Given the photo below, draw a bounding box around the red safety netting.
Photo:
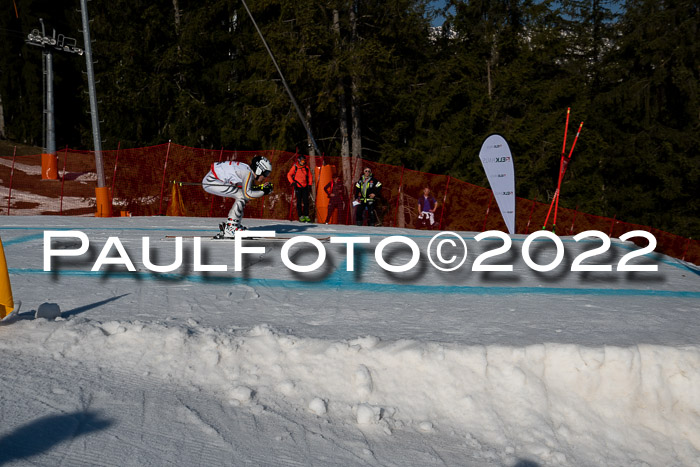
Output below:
[1,143,698,266]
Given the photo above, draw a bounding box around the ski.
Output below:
[165,222,330,241]
[164,234,330,242]
[0,300,22,323]
[211,235,330,242]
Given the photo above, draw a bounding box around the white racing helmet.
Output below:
[251,155,272,177]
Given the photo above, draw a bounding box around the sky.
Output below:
[1,214,699,466]
[429,0,455,27]
[428,0,625,27]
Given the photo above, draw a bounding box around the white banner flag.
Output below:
[478,134,516,235]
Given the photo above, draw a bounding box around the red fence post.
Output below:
[111,141,121,200]
[158,141,172,215]
[608,215,616,237]
[482,196,492,232]
[208,147,224,217]
[569,205,579,235]
[525,198,536,234]
[288,163,296,222]
[6,146,17,215]
[681,237,692,261]
[394,166,404,227]
[438,176,450,230]
[59,146,69,215]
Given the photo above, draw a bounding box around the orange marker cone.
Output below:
[166,182,187,216]
[0,237,15,320]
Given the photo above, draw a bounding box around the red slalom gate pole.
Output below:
[567,122,584,160]
[553,189,562,230]
[543,109,570,229]
[552,121,584,230]
[561,108,570,158]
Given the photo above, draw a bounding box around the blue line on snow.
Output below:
[8,267,700,299]
[1,233,45,246]
[0,225,665,242]
[1,225,695,274]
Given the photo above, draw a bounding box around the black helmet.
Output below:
[251,155,272,177]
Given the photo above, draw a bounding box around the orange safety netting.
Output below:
[1,143,698,266]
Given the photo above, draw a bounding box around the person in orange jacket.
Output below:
[287,154,312,222]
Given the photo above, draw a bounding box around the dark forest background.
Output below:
[0,0,698,237]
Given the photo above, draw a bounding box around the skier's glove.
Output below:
[262,182,274,195]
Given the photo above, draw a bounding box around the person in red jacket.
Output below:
[287,154,312,222]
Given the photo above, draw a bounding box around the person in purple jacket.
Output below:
[417,187,438,228]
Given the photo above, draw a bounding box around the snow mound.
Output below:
[4,317,699,466]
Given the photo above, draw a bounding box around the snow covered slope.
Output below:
[1,216,698,466]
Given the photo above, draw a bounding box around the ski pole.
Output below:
[172,180,227,187]
[172,180,274,191]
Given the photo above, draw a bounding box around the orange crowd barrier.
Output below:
[1,143,698,266]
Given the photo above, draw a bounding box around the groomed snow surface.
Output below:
[1,216,699,467]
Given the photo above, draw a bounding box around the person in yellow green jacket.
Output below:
[354,167,382,226]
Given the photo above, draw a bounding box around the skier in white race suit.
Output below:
[202,155,273,237]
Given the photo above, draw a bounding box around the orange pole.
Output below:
[41,153,58,180]
[95,186,113,217]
